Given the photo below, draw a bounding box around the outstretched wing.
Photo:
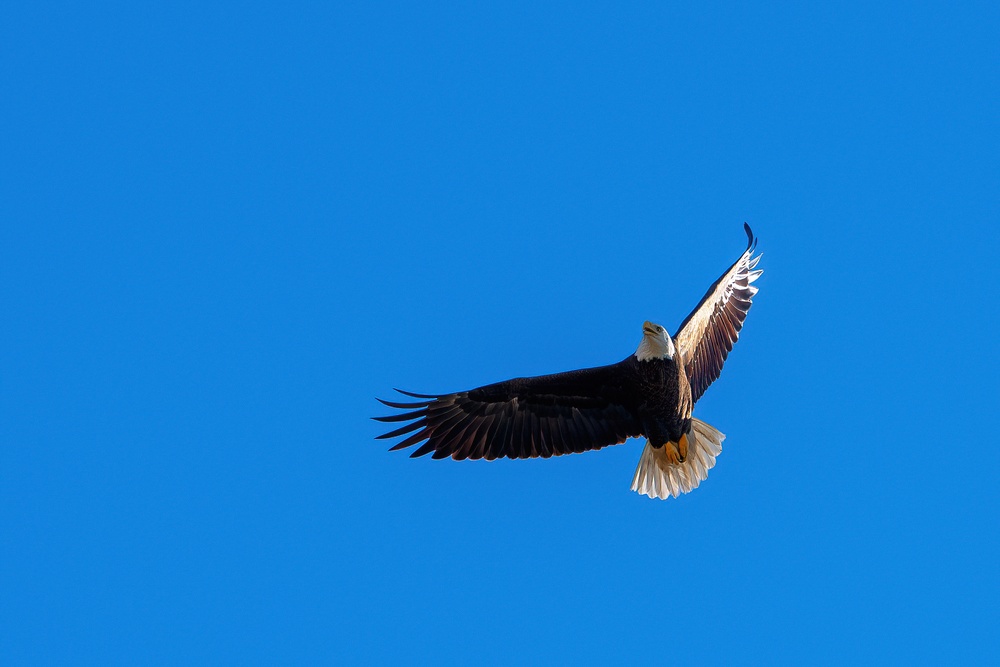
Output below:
[374,362,642,460]
[674,223,763,404]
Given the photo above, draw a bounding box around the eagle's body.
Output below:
[376,225,763,499]
[463,350,689,459]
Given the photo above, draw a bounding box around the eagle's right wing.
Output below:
[374,363,642,460]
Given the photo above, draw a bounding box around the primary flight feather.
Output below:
[375,224,763,499]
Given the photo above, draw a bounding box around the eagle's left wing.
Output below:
[674,224,763,404]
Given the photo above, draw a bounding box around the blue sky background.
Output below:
[2,2,998,664]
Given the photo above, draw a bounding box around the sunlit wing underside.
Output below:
[674,223,763,404]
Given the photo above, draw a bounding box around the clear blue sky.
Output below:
[2,2,998,664]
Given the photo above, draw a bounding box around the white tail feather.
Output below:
[629,418,726,499]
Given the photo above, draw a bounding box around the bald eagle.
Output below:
[375,225,762,499]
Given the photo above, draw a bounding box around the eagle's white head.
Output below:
[635,320,676,361]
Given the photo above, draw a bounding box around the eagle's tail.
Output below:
[630,418,726,499]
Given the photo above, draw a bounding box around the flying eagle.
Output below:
[375,225,762,499]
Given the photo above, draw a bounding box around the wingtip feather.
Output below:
[376,397,432,409]
[395,388,442,399]
[743,222,757,252]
